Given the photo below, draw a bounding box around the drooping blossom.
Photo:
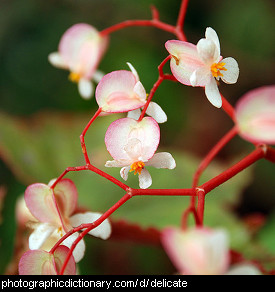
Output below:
[19,245,75,275]
[166,27,239,108]
[48,23,108,99]
[24,178,111,263]
[161,227,262,275]
[104,117,176,189]
[235,85,275,145]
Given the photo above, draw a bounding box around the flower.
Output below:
[24,178,111,262]
[19,245,76,275]
[235,85,275,145]
[161,227,262,275]
[48,23,108,99]
[95,63,147,113]
[166,27,239,108]
[104,117,176,189]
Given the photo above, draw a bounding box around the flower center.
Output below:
[130,161,145,175]
[211,62,227,78]
[69,72,81,83]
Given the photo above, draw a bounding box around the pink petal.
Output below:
[165,40,204,86]
[95,70,146,113]
[24,183,61,224]
[51,179,78,219]
[58,23,107,77]
[53,245,76,275]
[235,85,275,145]
[105,117,160,161]
[161,227,230,275]
[19,250,56,275]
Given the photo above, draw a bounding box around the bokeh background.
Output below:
[0,0,274,274]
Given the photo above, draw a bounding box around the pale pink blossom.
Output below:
[104,117,176,189]
[19,245,75,275]
[166,27,239,108]
[235,85,275,145]
[24,178,111,262]
[95,63,147,113]
[48,23,108,99]
[161,227,261,275]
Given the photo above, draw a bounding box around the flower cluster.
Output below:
[17,3,275,275]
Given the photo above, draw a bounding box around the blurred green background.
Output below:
[0,0,274,274]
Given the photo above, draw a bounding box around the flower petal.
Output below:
[145,152,176,169]
[49,178,78,219]
[145,102,167,123]
[205,27,220,58]
[139,168,152,189]
[62,232,86,263]
[78,78,94,99]
[221,57,239,84]
[226,263,262,275]
[190,66,212,87]
[120,166,131,181]
[19,250,56,275]
[70,212,112,240]
[53,245,76,275]
[105,117,160,161]
[197,38,219,65]
[235,85,275,144]
[161,227,230,275]
[95,70,146,113]
[126,62,139,81]
[127,108,141,120]
[204,77,222,108]
[165,40,204,86]
[24,183,60,224]
[124,138,143,160]
[29,223,56,250]
[48,52,67,69]
[105,159,130,168]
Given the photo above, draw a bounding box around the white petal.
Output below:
[70,212,111,240]
[145,152,176,169]
[120,166,131,181]
[29,223,56,250]
[146,102,167,123]
[197,39,219,65]
[92,70,105,83]
[205,27,220,58]
[48,52,67,69]
[78,78,94,99]
[133,81,147,101]
[62,232,85,263]
[105,159,130,168]
[127,108,141,120]
[226,264,262,275]
[126,62,140,81]
[221,57,239,84]
[139,168,152,189]
[190,67,212,87]
[124,138,143,160]
[205,77,222,108]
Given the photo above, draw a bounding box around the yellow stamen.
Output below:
[68,72,81,83]
[211,62,227,78]
[57,226,63,237]
[130,161,145,175]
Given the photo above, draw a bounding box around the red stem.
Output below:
[80,107,102,164]
[221,94,235,121]
[200,145,266,194]
[176,0,189,40]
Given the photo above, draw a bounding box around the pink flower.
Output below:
[95,63,147,113]
[48,23,108,99]
[19,245,75,275]
[104,117,176,189]
[235,85,275,145]
[24,178,111,262]
[166,27,239,108]
[161,227,261,275]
